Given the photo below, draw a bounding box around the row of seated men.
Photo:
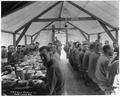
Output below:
[1,40,62,66]
[1,42,40,68]
[64,40,119,95]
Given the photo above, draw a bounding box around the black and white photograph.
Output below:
[1,0,119,95]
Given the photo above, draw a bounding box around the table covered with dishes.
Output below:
[2,52,48,95]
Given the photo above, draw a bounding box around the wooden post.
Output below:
[88,34,90,42]
[116,30,118,43]
[52,25,55,43]
[98,33,101,42]
[25,35,27,45]
[65,24,68,45]
[13,34,16,51]
[31,36,33,43]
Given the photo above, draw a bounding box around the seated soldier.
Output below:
[13,45,24,64]
[1,46,8,66]
[7,45,15,66]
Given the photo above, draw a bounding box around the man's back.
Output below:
[88,52,100,81]
[82,50,91,69]
[95,54,109,84]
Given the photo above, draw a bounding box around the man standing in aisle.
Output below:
[39,46,65,95]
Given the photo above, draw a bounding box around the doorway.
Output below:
[55,31,67,59]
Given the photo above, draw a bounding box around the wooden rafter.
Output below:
[88,34,90,42]
[32,21,55,42]
[67,1,118,30]
[97,33,101,42]
[59,1,64,18]
[65,26,68,44]
[33,17,96,22]
[14,1,61,34]
[115,30,118,43]
[52,25,55,43]
[32,21,55,37]
[16,23,31,45]
[13,34,16,49]
[2,30,31,37]
[89,29,115,35]
[99,21,116,42]
[25,35,27,45]
[67,22,88,41]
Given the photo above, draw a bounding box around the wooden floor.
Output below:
[60,59,100,95]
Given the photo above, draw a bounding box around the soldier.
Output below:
[39,46,65,95]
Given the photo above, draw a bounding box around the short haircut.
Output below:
[17,45,21,48]
[36,42,40,44]
[8,45,14,49]
[48,43,52,45]
[1,46,6,48]
[95,42,101,49]
[103,45,111,53]
[39,46,51,52]
[89,42,96,49]
[22,45,25,47]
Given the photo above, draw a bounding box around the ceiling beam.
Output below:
[67,1,118,30]
[14,1,62,34]
[16,23,32,45]
[89,29,115,35]
[99,21,116,42]
[67,22,89,41]
[33,17,96,22]
[2,30,31,37]
[32,21,55,42]
[42,27,78,31]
